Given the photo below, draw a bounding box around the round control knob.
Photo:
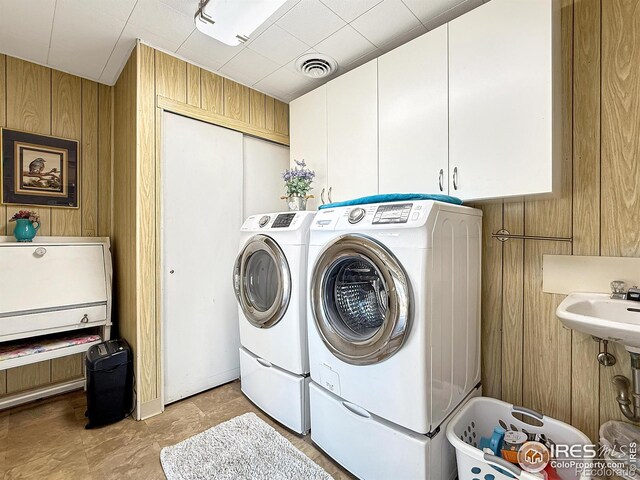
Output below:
[258,215,270,228]
[348,208,366,224]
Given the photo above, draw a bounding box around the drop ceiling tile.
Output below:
[248,24,310,65]
[219,48,280,86]
[99,36,136,84]
[254,66,316,99]
[314,25,376,68]
[156,0,200,18]
[178,30,242,69]
[400,0,461,25]
[351,0,422,48]
[421,0,483,30]
[319,0,383,22]
[49,0,128,80]
[127,0,196,51]
[277,0,345,46]
[123,23,189,53]
[269,0,303,22]
[61,0,138,23]
[0,0,56,64]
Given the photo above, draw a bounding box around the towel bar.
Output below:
[492,229,573,243]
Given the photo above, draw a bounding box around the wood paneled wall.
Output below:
[0,55,112,397]
[113,43,289,417]
[480,0,640,442]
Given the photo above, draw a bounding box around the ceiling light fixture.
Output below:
[195,0,287,46]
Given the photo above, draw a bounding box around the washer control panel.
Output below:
[372,203,413,224]
[272,213,296,228]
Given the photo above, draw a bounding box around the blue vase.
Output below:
[13,218,40,242]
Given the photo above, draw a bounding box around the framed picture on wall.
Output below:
[1,128,79,208]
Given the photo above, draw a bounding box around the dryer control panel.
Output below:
[372,203,413,224]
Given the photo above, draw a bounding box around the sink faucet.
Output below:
[611,280,627,300]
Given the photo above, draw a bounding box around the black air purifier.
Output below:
[85,338,133,429]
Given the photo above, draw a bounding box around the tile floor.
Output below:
[0,380,354,479]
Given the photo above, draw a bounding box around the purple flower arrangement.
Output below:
[282,160,315,197]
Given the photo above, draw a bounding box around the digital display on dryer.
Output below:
[372,203,412,224]
[272,213,296,228]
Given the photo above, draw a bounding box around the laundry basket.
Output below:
[599,420,640,480]
[446,397,592,480]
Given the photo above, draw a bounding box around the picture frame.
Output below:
[1,128,79,208]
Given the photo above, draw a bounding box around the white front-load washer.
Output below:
[307,200,482,478]
[233,210,315,433]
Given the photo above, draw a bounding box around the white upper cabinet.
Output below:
[378,25,449,195]
[290,86,328,210]
[448,0,560,201]
[327,60,378,203]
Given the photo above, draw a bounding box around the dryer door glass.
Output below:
[311,234,411,365]
[235,235,291,328]
[244,250,279,312]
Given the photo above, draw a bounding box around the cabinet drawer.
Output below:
[0,304,107,342]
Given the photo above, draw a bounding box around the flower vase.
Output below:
[287,195,307,211]
[13,218,40,242]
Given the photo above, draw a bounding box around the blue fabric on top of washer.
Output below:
[317,193,464,209]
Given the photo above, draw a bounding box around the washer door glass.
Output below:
[233,235,291,328]
[326,257,387,341]
[311,234,412,365]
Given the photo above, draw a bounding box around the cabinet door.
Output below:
[449,0,560,200]
[289,86,327,210]
[379,25,448,195]
[327,60,378,202]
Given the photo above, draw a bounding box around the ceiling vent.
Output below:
[295,54,337,79]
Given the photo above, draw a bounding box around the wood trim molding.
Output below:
[138,397,163,420]
[156,96,290,146]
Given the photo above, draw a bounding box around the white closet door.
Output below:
[162,112,242,404]
[243,136,290,217]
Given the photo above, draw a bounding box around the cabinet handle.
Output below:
[438,169,444,192]
[320,188,326,205]
[34,247,47,257]
[80,314,89,324]
[453,167,459,191]
[328,187,333,204]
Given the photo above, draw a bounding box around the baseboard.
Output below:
[138,397,163,420]
[0,379,84,410]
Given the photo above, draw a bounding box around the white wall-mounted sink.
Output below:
[556,293,640,352]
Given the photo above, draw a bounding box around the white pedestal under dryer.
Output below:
[307,200,482,479]
[234,211,316,434]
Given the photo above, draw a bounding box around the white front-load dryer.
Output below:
[307,200,483,434]
[233,210,315,433]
